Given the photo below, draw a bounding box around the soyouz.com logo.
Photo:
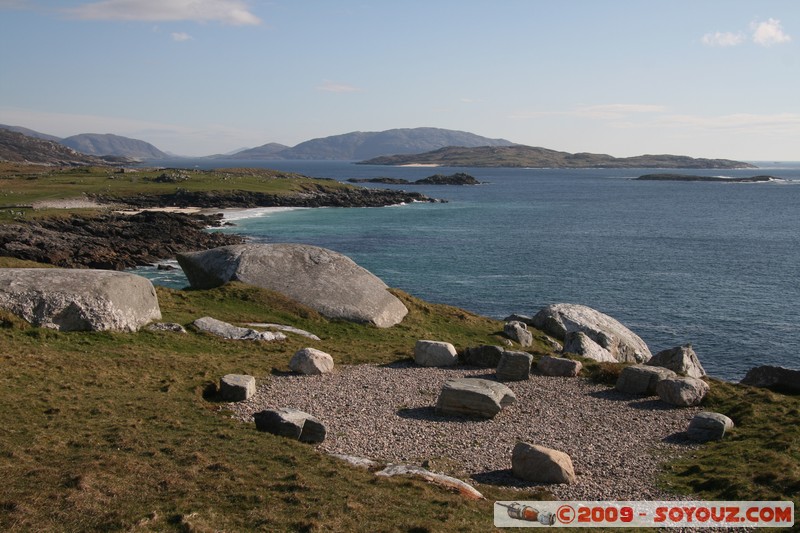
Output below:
[494,501,794,528]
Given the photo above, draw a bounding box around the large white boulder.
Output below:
[531,303,651,363]
[177,244,408,328]
[0,268,160,332]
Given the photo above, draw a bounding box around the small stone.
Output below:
[656,377,710,407]
[253,408,326,443]
[537,355,582,377]
[414,340,458,367]
[496,350,533,381]
[146,322,188,334]
[219,374,256,401]
[512,442,576,484]
[289,347,334,375]
[687,411,734,442]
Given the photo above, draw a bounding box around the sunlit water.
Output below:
[137,160,800,381]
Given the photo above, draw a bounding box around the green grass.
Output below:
[0,164,353,222]
[0,273,555,532]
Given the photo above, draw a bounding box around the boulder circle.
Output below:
[289,347,334,375]
[177,244,408,328]
[435,378,516,419]
[531,303,651,363]
[512,442,576,484]
[496,350,533,381]
[219,374,256,401]
[646,344,706,378]
[537,355,582,377]
[0,268,161,332]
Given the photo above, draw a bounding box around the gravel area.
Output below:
[229,362,701,500]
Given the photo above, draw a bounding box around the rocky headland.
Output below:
[635,173,779,182]
[347,172,481,186]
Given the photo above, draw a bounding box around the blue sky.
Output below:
[1,0,798,159]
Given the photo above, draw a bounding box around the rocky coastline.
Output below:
[0,186,437,269]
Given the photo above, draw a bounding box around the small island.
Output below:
[348,172,481,186]
[636,174,778,183]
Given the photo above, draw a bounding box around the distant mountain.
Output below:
[0,124,62,142]
[212,142,289,160]
[220,127,515,160]
[60,133,168,160]
[0,129,108,166]
[360,145,757,169]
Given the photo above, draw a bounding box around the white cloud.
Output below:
[171,31,192,41]
[316,80,362,93]
[66,0,261,26]
[751,18,791,47]
[701,31,745,47]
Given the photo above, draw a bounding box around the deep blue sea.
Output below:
[139,159,800,381]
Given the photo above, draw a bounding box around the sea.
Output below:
[135,159,800,381]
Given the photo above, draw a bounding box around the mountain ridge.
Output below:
[60,133,168,160]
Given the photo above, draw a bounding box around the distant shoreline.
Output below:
[635,173,780,183]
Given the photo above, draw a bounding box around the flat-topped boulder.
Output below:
[219,374,256,401]
[657,377,709,407]
[177,244,408,328]
[0,268,160,332]
[435,378,516,419]
[531,303,651,363]
[615,365,677,396]
[253,408,326,444]
[415,340,458,367]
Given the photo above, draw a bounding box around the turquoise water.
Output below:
[142,160,800,380]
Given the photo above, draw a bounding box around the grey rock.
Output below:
[414,340,458,367]
[462,345,504,368]
[656,377,710,407]
[537,355,582,377]
[741,365,800,394]
[646,344,706,378]
[503,313,534,326]
[330,454,380,470]
[435,378,516,419]
[504,321,533,347]
[192,316,286,342]
[563,331,616,362]
[253,408,326,443]
[512,442,576,484]
[219,374,256,401]
[687,411,734,442]
[531,303,651,363]
[496,350,533,381]
[375,464,484,500]
[177,243,408,328]
[247,322,321,341]
[615,365,678,396]
[146,322,187,334]
[289,347,334,375]
[0,268,160,332]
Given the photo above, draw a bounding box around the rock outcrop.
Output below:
[741,365,800,394]
[531,303,651,363]
[435,378,516,419]
[646,344,705,378]
[0,268,160,332]
[177,244,408,328]
[375,464,484,500]
[193,317,286,342]
[512,442,576,484]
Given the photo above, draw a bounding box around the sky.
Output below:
[0,0,798,160]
